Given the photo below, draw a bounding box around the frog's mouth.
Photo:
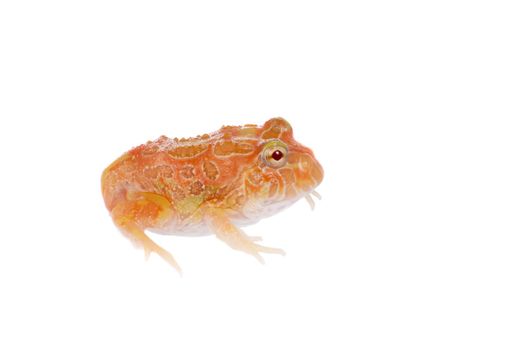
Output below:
[304,190,322,210]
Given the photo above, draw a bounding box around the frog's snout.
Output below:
[287,151,324,194]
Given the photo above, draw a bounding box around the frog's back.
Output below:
[101,124,262,222]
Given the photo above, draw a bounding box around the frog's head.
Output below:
[244,118,324,211]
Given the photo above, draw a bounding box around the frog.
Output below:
[101,117,324,273]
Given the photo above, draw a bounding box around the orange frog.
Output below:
[101,117,323,272]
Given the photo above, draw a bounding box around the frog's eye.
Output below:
[262,140,288,168]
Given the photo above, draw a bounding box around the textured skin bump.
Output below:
[213,141,255,156]
[179,165,195,179]
[202,160,219,180]
[168,144,208,159]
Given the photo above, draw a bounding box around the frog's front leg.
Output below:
[110,191,181,274]
[205,208,285,263]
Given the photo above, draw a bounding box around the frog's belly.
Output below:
[148,199,295,237]
[148,217,261,237]
[148,222,211,237]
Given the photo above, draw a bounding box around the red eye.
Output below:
[262,141,288,168]
[272,150,284,161]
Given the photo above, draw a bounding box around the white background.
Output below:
[1,1,524,349]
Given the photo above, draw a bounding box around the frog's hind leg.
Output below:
[205,209,285,263]
[110,191,181,274]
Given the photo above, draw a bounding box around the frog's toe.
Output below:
[252,242,286,256]
[206,209,286,263]
[143,240,182,274]
[241,241,286,264]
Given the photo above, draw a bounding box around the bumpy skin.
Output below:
[101,117,323,272]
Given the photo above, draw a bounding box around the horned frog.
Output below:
[101,117,324,273]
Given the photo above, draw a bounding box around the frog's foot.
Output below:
[206,209,285,263]
[110,191,182,274]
